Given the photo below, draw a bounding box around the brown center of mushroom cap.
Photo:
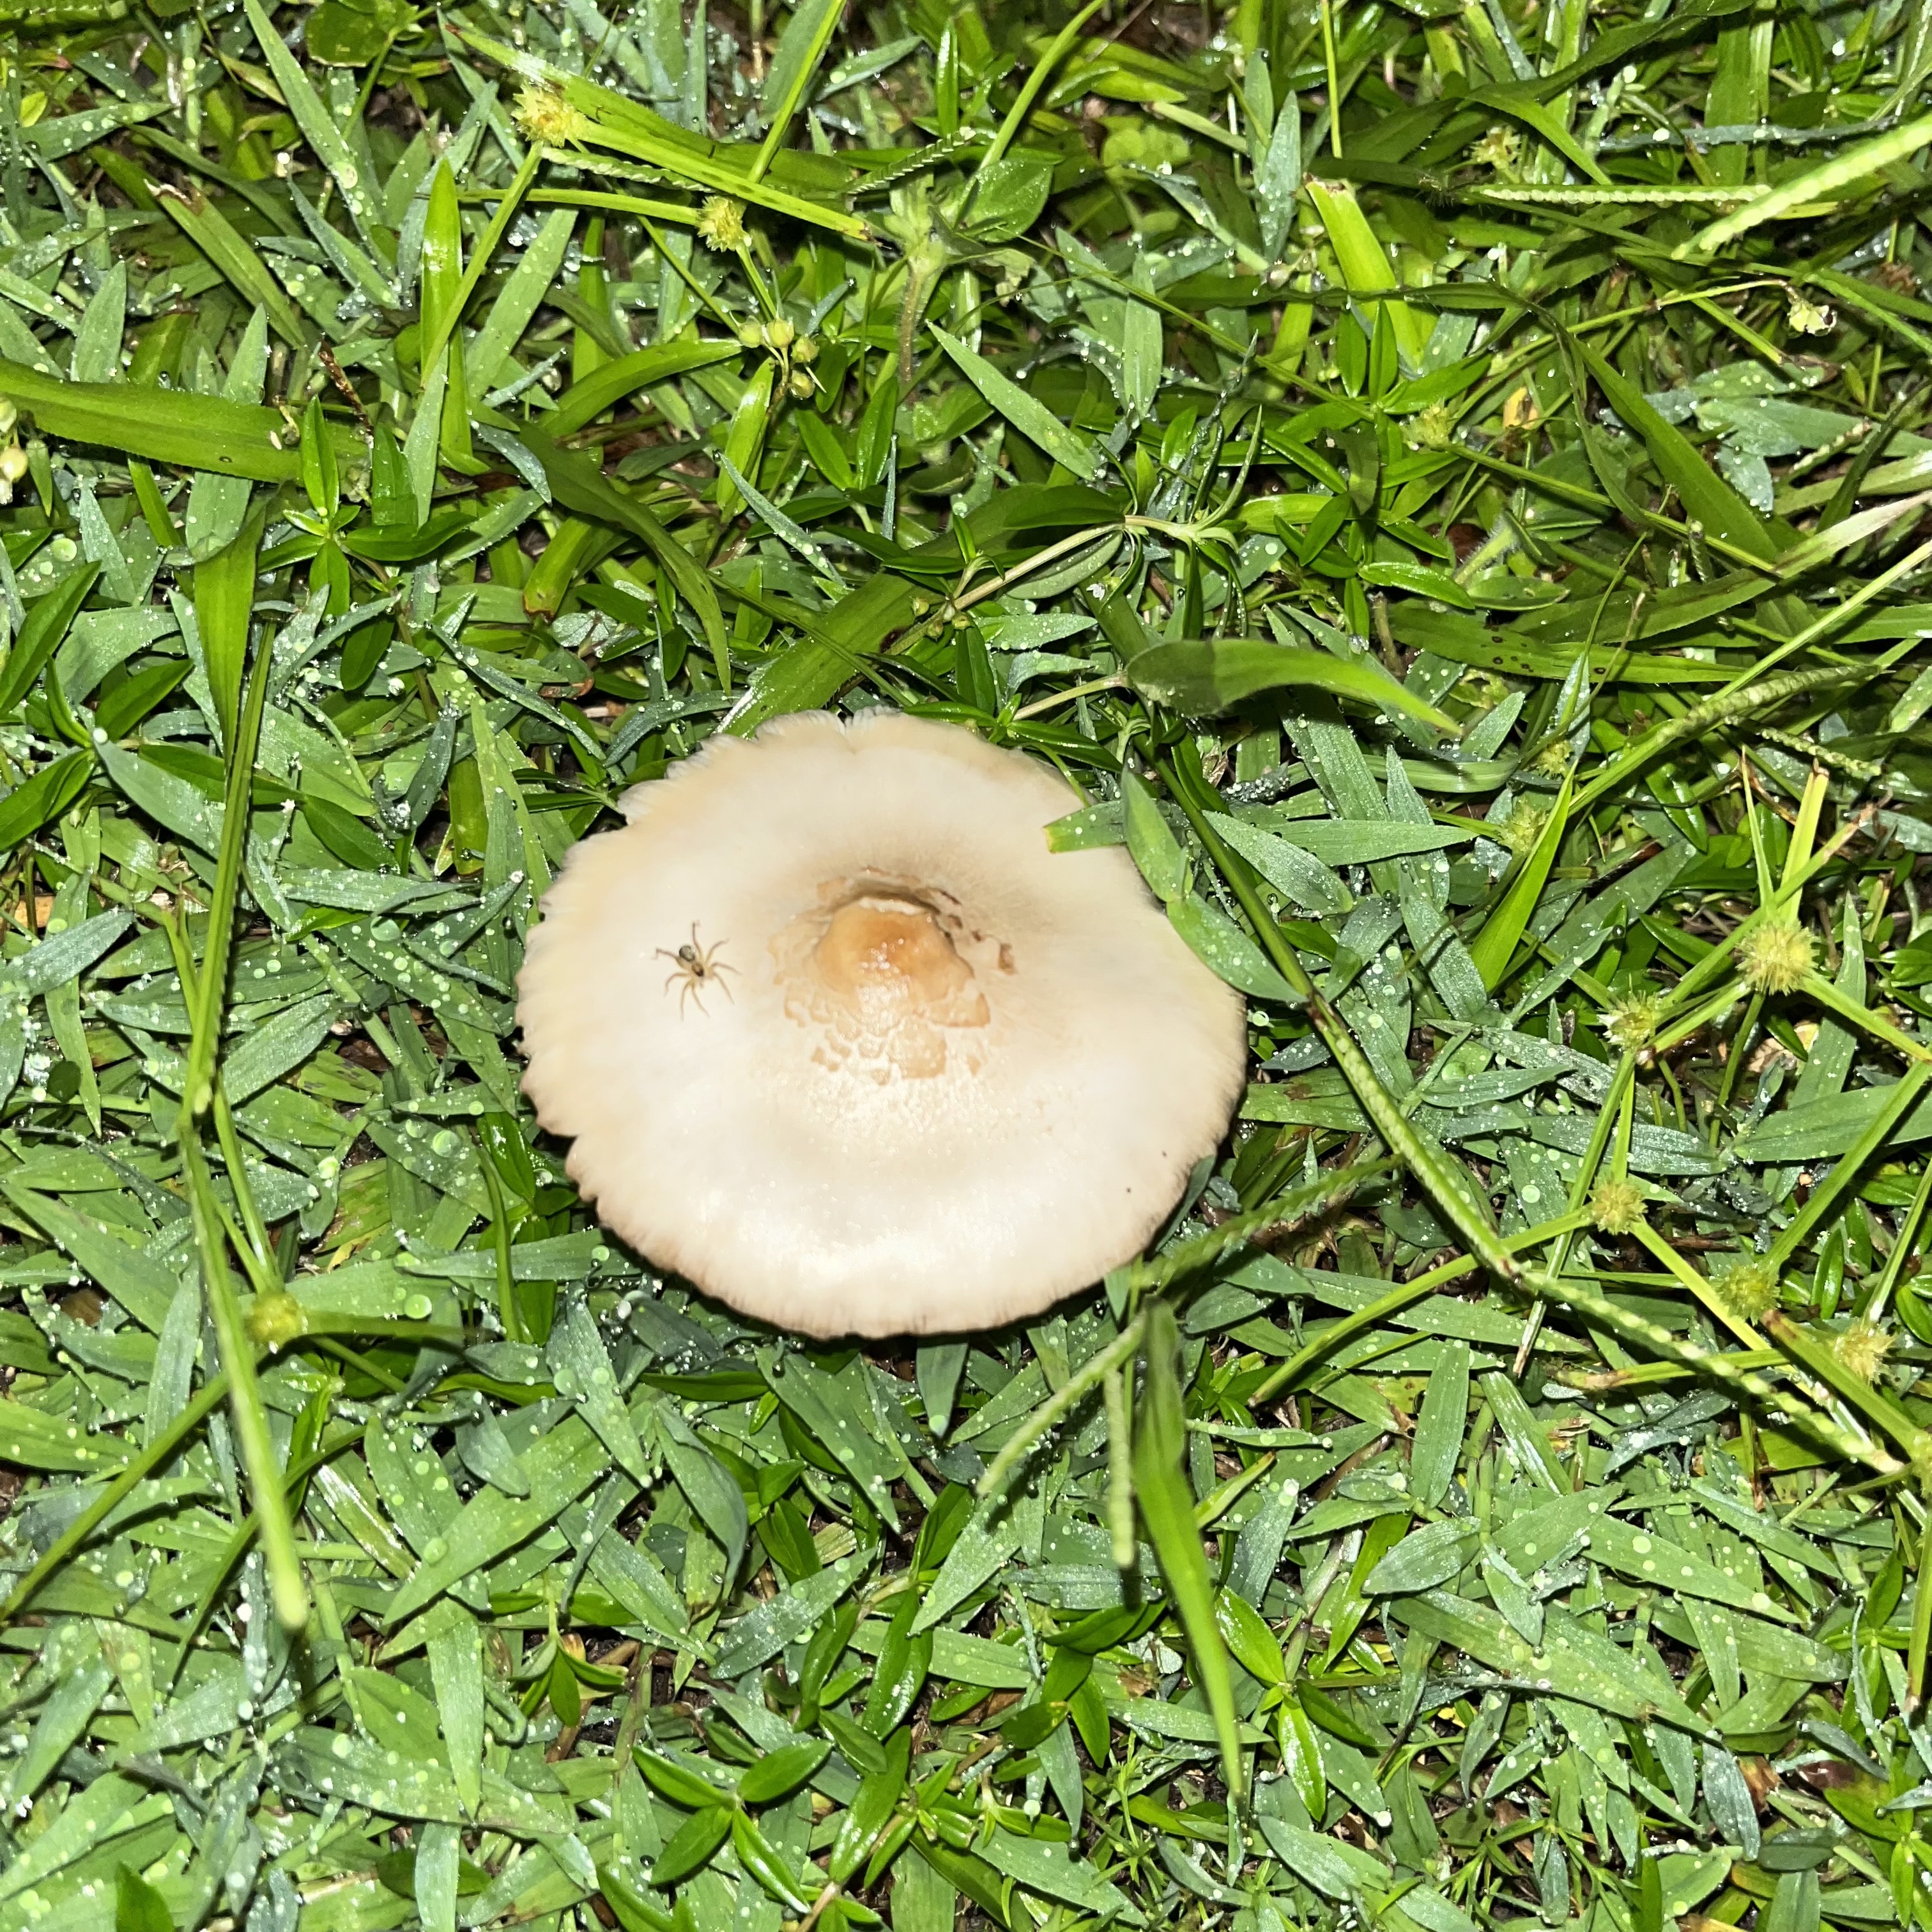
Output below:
[814,897,979,1007]
[774,885,1001,1084]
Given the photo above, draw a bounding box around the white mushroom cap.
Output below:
[517,710,1246,1338]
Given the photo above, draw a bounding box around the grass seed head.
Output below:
[514,83,592,146]
[246,1291,310,1351]
[1602,992,1662,1052]
[1716,1255,1779,1323]
[1501,803,1548,856]
[1408,402,1456,451]
[1738,919,1814,995]
[1589,1178,1646,1235]
[1832,1317,1895,1383]
[698,196,747,252]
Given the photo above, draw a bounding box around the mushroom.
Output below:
[517,710,1246,1337]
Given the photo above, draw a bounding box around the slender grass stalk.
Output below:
[1866,1160,1932,1321]
[1529,1269,1906,1479]
[176,622,308,1632]
[1630,1220,1769,1351]
[1103,1366,1136,1568]
[978,1317,1144,1502]
[1762,1309,1932,1471]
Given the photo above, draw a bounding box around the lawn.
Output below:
[1,1,1930,1929]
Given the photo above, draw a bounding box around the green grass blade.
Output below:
[171,606,307,1632]
[191,513,261,753]
[1468,768,1573,988]
[928,325,1102,480]
[1133,1303,1246,1804]
[1679,108,1932,257]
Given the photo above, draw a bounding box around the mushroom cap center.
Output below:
[777,885,995,1082]
[813,898,976,1015]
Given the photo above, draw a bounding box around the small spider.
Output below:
[657,923,738,1016]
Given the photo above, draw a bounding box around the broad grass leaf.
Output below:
[0,1398,128,1473]
[1468,769,1572,989]
[1763,1871,1821,1932]
[191,515,261,752]
[549,1301,650,1485]
[0,356,315,486]
[521,429,728,668]
[929,325,1102,480]
[1278,1694,1327,1818]
[1575,340,1776,564]
[1168,893,1297,1000]
[737,1738,831,1807]
[1363,1517,1476,1594]
[0,751,93,855]
[466,211,578,394]
[713,1550,870,1676]
[1409,1340,1469,1509]
[650,1805,732,1889]
[413,1822,460,1932]
[732,1811,815,1912]
[892,1850,960,1932]
[1215,1589,1285,1683]
[70,263,126,385]
[1256,100,1301,258]
[544,339,741,439]
[1301,182,1427,364]
[1127,638,1455,730]
[829,1725,910,1882]
[1,1184,177,1331]
[1395,1592,1699,1729]
[243,0,387,247]
[916,1341,967,1438]
[958,153,1054,243]
[1255,1814,1388,1899]
[156,188,309,349]
[116,1867,172,1932]
[387,1416,615,1620]
[1209,812,1351,914]
[1122,770,1185,903]
[1701,1742,1761,1857]
[0,562,100,716]
[1134,1304,1245,1802]
[912,1504,1023,1632]
[979,1829,1140,1921]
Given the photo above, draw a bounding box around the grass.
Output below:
[3,0,1932,1929]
